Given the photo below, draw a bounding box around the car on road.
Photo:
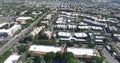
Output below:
[105,45,112,53]
[112,52,117,58]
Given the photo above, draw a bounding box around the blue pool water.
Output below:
[69,35,76,39]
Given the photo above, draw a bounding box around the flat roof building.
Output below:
[29,45,99,58]
[16,17,33,24]
[4,54,21,63]
[67,47,98,58]
[78,26,102,30]
[74,33,87,38]
[58,32,71,38]
[0,25,21,37]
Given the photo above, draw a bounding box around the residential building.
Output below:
[4,54,21,63]
[29,45,99,58]
[0,25,21,37]
[16,17,33,24]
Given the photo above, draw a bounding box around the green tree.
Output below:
[27,51,34,58]
[27,58,34,63]
[88,43,95,48]
[67,42,74,47]
[62,52,75,61]
[89,56,103,63]
[24,35,34,43]
[20,53,27,63]
[58,42,65,46]
[44,52,56,63]
[18,45,29,53]
[104,38,110,45]
[55,51,64,63]
[68,58,80,63]
[78,42,82,47]
[33,55,46,63]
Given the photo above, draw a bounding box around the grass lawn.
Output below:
[0,49,12,63]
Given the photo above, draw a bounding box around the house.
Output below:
[30,26,44,37]
[57,32,88,42]
[0,23,7,28]
[54,24,67,29]
[68,25,77,29]
[74,33,88,39]
[79,22,88,26]
[29,45,99,58]
[83,18,106,27]
[16,17,33,24]
[67,47,98,58]
[58,32,71,38]
[45,14,52,20]
[73,33,88,42]
[95,39,103,43]
[78,26,102,30]
[29,45,61,54]
[41,20,49,25]
[0,25,21,37]
[94,33,105,44]
[112,34,120,41]
[4,54,21,63]
[20,10,28,15]
[32,11,42,15]
[106,26,118,33]
[88,33,105,44]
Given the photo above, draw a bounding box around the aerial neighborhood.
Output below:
[0,0,120,63]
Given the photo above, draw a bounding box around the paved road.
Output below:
[0,10,51,55]
[102,48,119,63]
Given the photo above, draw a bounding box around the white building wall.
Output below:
[0,25,21,37]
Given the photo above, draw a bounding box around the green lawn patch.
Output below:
[0,49,12,63]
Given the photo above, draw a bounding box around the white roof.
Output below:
[0,25,21,36]
[30,27,43,36]
[61,12,71,16]
[0,23,7,28]
[79,26,89,29]
[78,26,102,30]
[83,19,106,26]
[95,36,105,39]
[0,29,9,33]
[59,38,70,41]
[58,17,63,21]
[68,25,77,29]
[94,33,101,35]
[74,33,87,37]
[75,39,86,41]
[58,32,71,37]
[95,39,103,42]
[45,14,52,19]
[67,48,97,56]
[56,20,64,24]
[29,45,97,56]
[79,22,88,25]
[55,24,67,29]
[113,34,120,37]
[16,17,32,21]
[29,45,61,53]
[4,54,21,63]
[91,26,102,30]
